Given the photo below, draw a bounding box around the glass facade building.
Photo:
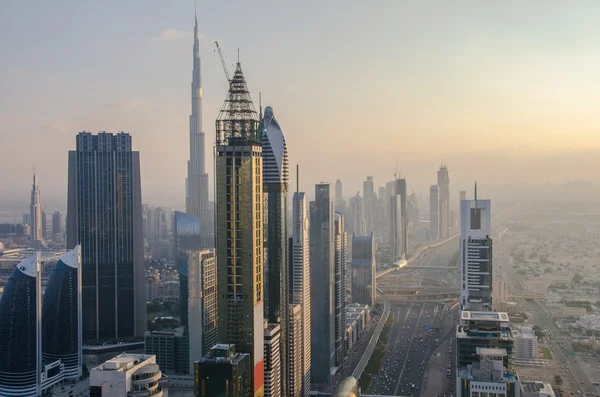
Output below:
[194,344,250,397]
[67,132,145,342]
[42,247,81,379]
[0,255,40,396]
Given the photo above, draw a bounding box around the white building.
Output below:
[288,304,303,397]
[513,326,538,360]
[90,353,167,397]
[459,187,493,311]
[264,323,281,397]
[493,276,509,304]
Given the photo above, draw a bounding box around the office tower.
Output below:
[52,211,62,235]
[288,304,303,397]
[289,187,311,396]
[363,176,375,233]
[351,233,376,306]
[67,131,145,341]
[460,190,467,202]
[90,353,166,396]
[309,183,335,383]
[29,171,43,242]
[186,13,211,249]
[459,185,493,311]
[407,192,419,227]
[348,192,366,236]
[429,185,439,240]
[215,61,264,396]
[493,276,509,306]
[396,178,408,257]
[195,344,250,397]
[0,255,41,397]
[456,311,519,397]
[264,323,282,397]
[390,194,403,263]
[437,165,450,238]
[335,179,343,206]
[262,105,289,396]
[42,246,82,380]
[42,210,47,239]
[333,212,347,367]
[145,327,189,374]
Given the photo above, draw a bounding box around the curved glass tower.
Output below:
[0,255,40,397]
[42,246,81,379]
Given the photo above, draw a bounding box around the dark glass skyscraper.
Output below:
[0,255,41,397]
[262,105,289,396]
[42,246,82,380]
[67,131,145,342]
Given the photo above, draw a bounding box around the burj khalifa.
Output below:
[186,13,212,248]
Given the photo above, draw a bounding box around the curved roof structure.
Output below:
[262,106,289,187]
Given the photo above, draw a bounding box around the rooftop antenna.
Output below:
[237,48,240,63]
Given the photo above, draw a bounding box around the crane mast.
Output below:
[214,40,231,82]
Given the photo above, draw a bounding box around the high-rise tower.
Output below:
[289,185,311,396]
[333,212,347,367]
[348,192,366,236]
[262,105,289,397]
[309,183,335,383]
[186,13,211,248]
[29,171,43,243]
[396,178,408,257]
[215,62,264,397]
[429,185,439,240]
[67,132,146,342]
[437,165,450,238]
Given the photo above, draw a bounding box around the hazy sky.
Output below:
[2,1,600,209]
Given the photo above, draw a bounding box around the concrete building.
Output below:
[390,193,403,263]
[67,132,146,341]
[264,323,281,397]
[460,190,467,202]
[29,172,43,243]
[457,348,520,397]
[288,304,303,397]
[334,212,347,367]
[144,328,189,375]
[363,177,375,234]
[194,344,250,397]
[309,183,335,383]
[437,165,450,238]
[493,277,509,305]
[348,192,366,236]
[262,105,289,396]
[215,62,264,397]
[52,211,62,235]
[351,233,376,306]
[459,185,493,311]
[185,13,211,249]
[289,189,311,396]
[513,326,538,360]
[521,381,556,397]
[90,353,167,397]
[396,178,408,258]
[429,185,439,240]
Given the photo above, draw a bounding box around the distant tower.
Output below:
[429,185,439,240]
[52,211,62,235]
[437,165,450,238]
[309,183,335,383]
[262,105,289,397]
[460,190,467,202]
[29,171,43,242]
[186,12,211,248]
[42,246,82,380]
[351,233,376,306]
[348,192,366,236]
[396,178,408,257]
[335,179,343,206]
[0,254,41,397]
[289,180,311,396]
[67,132,146,341]
[363,177,375,233]
[390,193,403,262]
[459,183,493,311]
[215,61,265,396]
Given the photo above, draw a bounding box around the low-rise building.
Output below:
[513,326,538,360]
[521,380,556,397]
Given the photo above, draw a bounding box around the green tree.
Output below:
[572,273,582,284]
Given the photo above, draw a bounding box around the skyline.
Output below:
[3,1,600,207]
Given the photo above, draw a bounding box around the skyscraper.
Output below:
[437,165,450,238]
[429,185,439,240]
[262,105,289,396]
[351,233,376,306]
[287,304,303,397]
[396,178,408,257]
[334,179,343,207]
[67,131,146,342]
[42,246,82,380]
[459,185,493,311]
[29,171,43,242]
[0,254,41,397]
[390,194,403,263]
[348,192,366,236]
[195,344,250,397]
[333,212,347,367]
[460,190,467,202]
[264,323,281,397]
[309,183,335,383]
[186,13,211,249]
[215,62,264,397]
[363,177,375,233]
[52,211,62,235]
[289,188,311,396]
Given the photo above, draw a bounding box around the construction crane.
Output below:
[394,159,399,180]
[214,40,231,82]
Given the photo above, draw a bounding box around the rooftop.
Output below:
[93,353,155,372]
[521,381,556,396]
[461,310,510,322]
